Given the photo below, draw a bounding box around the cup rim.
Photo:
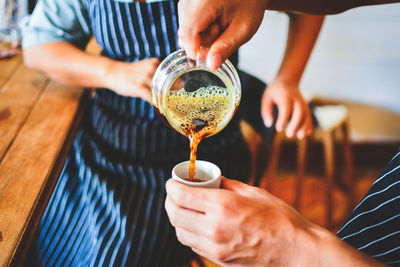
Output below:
[172,160,221,186]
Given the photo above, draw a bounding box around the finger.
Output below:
[141,88,152,103]
[187,233,235,263]
[178,37,184,49]
[206,20,255,70]
[177,24,201,60]
[177,1,218,60]
[165,195,211,237]
[221,177,249,193]
[261,94,274,127]
[148,57,161,67]
[285,102,305,138]
[297,112,313,139]
[221,177,266,199]
[275,99,292,133]
[176,228,235,263]
[191,247,226,266]
[191,247,219,265]
[209,22,221,45]
[197,22,221,61]
[166,179,219,212]
[175,228,220,257]
[306,113,313,135]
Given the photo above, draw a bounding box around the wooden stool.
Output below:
[258,103,356,230]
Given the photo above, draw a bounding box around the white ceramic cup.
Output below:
[172,160,221,188]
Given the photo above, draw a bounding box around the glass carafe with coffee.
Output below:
[152,49,241,183]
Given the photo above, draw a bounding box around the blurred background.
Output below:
[240,5,400,143]
[238,4,400,232]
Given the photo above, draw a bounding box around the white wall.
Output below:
[239,4,400,142]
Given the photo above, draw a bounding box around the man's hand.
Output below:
[165,177,315,266]
[105,58,160,102]
[165,177,385,266]
[177,0,268,70]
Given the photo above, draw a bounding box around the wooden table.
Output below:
[0,53,89,266]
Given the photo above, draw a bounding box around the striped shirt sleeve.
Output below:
[337,148,400,266]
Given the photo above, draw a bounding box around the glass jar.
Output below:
[0,0,28,41]
[152,49,241,138]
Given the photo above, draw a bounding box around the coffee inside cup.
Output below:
[182,177,208,182]
[172,160,221,188]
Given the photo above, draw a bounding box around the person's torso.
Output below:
[87,0,179,61]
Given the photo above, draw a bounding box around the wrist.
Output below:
[81,54,118,89]
[273,75,300,89]
[102,59,122,89]
[288,222,324,267]
[300,224,385,267]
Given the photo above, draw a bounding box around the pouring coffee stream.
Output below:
[152,49,241,181]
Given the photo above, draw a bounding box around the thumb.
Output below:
[221,177,257,197]
[221,177,271,201]
[206,20,255,70]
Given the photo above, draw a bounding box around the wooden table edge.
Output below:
[8,89,91,267]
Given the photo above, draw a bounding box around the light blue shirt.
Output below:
[21,0,170,49]
[22,0,91,49]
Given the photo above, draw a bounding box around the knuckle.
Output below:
[215,196,231,215]
[165,201,174,215]
[177,28,184,39]
[138,79,147,88]
[214,247,229,261]
[236,22,253,41]
[165,206,178,226]
[146,72,154,80]
[175,228,185,243]
[164,198,170,213]
[151,58,160,66]
[220,200,232,214]
[208,225,224,243]
[175,190,190,206]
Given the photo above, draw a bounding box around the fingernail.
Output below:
[264,119,272,127]
[207,53,222,70]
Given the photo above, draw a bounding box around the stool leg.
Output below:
[259,132,283,190]
[295,137,307,211]
[248,141,268,187]
[341,121,356,215]
[322,130,335,230]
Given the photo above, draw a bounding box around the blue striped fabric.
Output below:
[337,149,400,266]
[25,0,256,266]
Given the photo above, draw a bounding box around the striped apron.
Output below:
[25,0,257,266]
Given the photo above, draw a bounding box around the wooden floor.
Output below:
[264,171,375,231]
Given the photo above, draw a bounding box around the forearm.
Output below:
[266,0,400,15]
[300,224,386,267]
[274,14,324,85]
[23,42,114,89]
